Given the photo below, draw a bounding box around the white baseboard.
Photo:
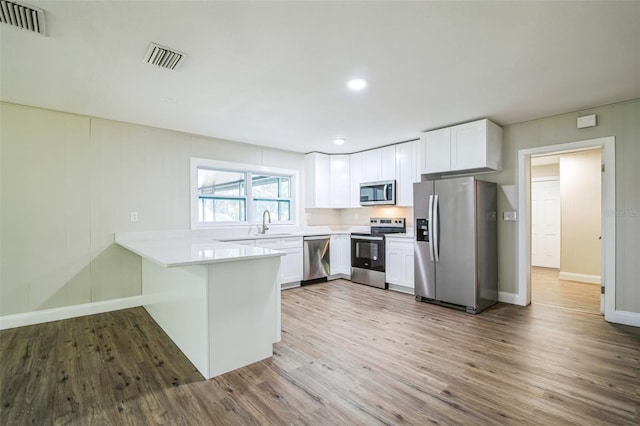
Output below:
[281,281,301,290]
[498,291,521,305]
[0,296,143,331]
[558,272,601,284]
[328,274,351,281]
[606,310,640,327]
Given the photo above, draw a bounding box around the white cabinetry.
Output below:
[278,237,304,285]
[362,145,396,182]
[306,153,352,209]
[330,234,351,276]
[420,127,451,174]
[419,119,502,176]
[395,141,419,207]
[243,237,303,287]
[305,153,331,208]
[385,237,414,293]
[330,155,350,208]
[349,152,363,207]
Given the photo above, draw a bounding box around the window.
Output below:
[191,158,297,228]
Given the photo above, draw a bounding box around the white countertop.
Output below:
[116,236,284,268]
[384,233,414,240]
[114,225,384,267]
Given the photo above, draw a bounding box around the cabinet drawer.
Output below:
[386,239,413,251]
[255,239,281,249]
[233,239,256,247]
[280,237,303,249]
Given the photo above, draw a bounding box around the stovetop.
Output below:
[351,217,406,237]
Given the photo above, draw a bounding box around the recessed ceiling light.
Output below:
[333,138,346,145]
[346,78,367,91]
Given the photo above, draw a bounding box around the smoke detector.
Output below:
[0,0,46,35]
[144,43,187,71]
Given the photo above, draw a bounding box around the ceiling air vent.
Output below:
[0,0,45,35]
[144,42,187,71]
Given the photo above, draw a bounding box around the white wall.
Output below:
[0,103,305,316]
[559,149,602,280]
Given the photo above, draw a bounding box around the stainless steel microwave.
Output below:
[359,180,396,206]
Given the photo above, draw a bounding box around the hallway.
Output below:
[531,267,601,314]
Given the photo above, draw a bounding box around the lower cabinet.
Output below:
[250,237,304,287]
[330,234,351,277]
[385,238,414,293]
[279,237,303,285]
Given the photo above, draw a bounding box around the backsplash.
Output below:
[305,206,413,227]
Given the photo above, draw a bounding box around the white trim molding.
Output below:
[558,272,601,285]
[0,296,143,331]
[498,291,520,305]
[518,137,620,323]
[605,311,640,328]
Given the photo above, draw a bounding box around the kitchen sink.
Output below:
[251,233,295,238]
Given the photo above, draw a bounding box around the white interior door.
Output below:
[531,179,560,268]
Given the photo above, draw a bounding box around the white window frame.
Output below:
[190,158,299,229]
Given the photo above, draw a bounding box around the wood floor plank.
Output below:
[1,281,638,425]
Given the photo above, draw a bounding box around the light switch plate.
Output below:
[503,211,517,222]
[130,212,138,222]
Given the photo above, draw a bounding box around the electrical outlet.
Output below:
[503,211,517,222]
[130,212,138,222]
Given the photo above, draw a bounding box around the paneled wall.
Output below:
[0,103,305,316]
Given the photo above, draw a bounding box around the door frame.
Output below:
[517,136,615,321]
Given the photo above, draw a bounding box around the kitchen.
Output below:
[1,1,640,424]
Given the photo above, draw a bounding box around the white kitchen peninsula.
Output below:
[115,232,284,379]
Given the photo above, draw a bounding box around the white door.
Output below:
[531,179,560,268]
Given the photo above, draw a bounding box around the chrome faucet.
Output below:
[260,210,271,234]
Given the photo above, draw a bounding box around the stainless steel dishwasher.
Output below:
[302,235,331,282]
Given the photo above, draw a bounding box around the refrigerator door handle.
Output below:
[433,194,440,262]
[428,195,435,261]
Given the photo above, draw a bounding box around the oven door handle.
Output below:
[352,235,384,241]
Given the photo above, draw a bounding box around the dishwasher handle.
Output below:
[304,235,330,241]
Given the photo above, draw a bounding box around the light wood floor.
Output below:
[1,280,638,425]
[531,267,601,314]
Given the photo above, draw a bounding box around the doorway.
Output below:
[517,136,615,321]
[529,152,601,314]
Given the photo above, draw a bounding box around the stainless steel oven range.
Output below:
[351,217,406,289]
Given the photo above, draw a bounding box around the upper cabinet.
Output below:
[305,152,331,208]
[305,141,418,209]
[419,119,502,176]
[349,152,364,208]
[305,153,351,209]
[362,145,396,183]
[395,141,419,207]
[330,155,350,208]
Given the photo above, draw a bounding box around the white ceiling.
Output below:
[1,1,639,154]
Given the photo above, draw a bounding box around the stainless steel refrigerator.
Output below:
[413,177,498,314]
